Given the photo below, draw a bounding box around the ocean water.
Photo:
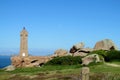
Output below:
[0,56,11,68]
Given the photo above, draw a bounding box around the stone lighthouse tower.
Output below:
[19,27,28,57]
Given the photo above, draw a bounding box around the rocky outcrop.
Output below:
[11,56,23,67]
[70,42,84,53]
[73,42,85,50]
[53,49,68,57]
[94,39,118,50]
[82,54,101,65]
[70,42,93,57]
[10,39,118,68]
[74,48,93,57]
[11,49,68,68]
[11,56,52,68]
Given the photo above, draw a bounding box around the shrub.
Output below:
[45,56,82,65]
[107,50,120,61]
[90,50,120,62]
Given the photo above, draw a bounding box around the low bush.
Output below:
[90,50,120,62]
[45,56,82,65]
[107,50,120,61]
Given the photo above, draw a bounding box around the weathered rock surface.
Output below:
[70,42,93,57]
[3,65,15,71]
[70,42,85,53]
[73,42,85,50]
[80,67,90,80]
[94,39,118,50]
[74,48,93,57]
[73,51,87,57]
[11,56,52,68]
[11,56,23,67]
[54,49,68,57]
[82,54,101,65]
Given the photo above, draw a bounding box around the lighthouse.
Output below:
[19,27,28,57]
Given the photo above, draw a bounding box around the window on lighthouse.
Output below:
[22,53,25,57]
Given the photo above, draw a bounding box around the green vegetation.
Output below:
[90,50,120,62]
[1,50,120,80]
[10,65,81,75]
[108,60,120,65]
[107,50,120,61]
[1,63,120,80]
[45,56,82,65]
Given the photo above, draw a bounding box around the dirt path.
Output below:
[105,63,120,67]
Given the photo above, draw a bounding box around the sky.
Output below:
[0,0,120,56]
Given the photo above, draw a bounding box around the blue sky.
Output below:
[0,0,120,55]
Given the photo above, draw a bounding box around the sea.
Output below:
[0,56,11,68]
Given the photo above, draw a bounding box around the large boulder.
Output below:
[74,51,88,57]
[54,49,68,57]
[73,42,85,50]
[74,48,93,57]
[70,42,85,53]
[94,39,118,50]
[82,54,101,65]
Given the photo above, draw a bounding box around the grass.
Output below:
[90,63,120,73]
[108,60,120,64]
[0,63,120,80]
[0,65,81,80]
[9,64,82,75]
